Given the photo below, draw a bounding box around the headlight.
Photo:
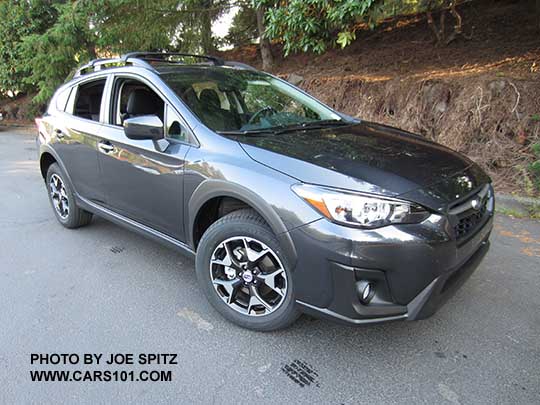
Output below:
[292,184,430,228]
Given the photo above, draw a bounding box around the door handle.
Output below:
[54,128,65,139]
[98,140,115,154]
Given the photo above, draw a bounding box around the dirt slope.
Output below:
[223,0,540,195]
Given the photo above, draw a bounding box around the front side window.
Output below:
[112,78,165,126]
[73,79,106,122]
[162,68,342,133]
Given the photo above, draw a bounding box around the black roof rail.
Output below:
[74,57,151,77]
[122,52,225,66]
[74,52,254,78]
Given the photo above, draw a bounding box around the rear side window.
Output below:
[73,79,106,122]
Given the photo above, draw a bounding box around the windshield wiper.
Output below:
[217,128,278,136]
[271,119,352,135]
[218,120,352,137]
[309,119,351,126]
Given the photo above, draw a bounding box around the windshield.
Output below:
[161,67,343,132]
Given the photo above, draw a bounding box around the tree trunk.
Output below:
[201,0,214,54]
[426,9,446,44]
[86,43,97,60]
[445,3,462,45]
[256,6,273,71]
[426,1,472,46]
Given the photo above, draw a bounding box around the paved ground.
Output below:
[1,128,539,404]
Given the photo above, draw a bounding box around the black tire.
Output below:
[46,163,92,229]
[196,209,300,331]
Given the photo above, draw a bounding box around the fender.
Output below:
[187,179,298,268]
[38,144,78,194]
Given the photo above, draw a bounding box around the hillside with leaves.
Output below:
[0,0,539,195]
[224,1,540,195]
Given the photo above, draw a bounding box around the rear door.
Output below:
[51,77,107,203]
[97,74,192,241]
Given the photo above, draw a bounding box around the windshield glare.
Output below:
[161,67,342,132]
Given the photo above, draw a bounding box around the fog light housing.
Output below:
[357,280,375,304]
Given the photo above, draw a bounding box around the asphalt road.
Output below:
[1,128,539,404]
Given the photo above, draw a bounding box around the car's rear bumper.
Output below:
[289,203,493,325]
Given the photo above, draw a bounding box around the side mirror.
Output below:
[123,115,163,140]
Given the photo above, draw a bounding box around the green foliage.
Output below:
[257,0,466,55]
[0,0,57,96]
[0,0,476,107]
[529,143,540,194]
[496,204,540,220]
[495,206,527,219]
[20,1,101,103]
[529,204,540,219]
[0,0,229,105]
[225,3,258,47]
[258,0,376,56]
[95,0,181,53]
[90,0,228,54]
[337,31,356,49]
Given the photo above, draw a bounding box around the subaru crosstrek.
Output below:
[36,52,494,331]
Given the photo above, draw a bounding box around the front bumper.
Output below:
[289,202,493,325]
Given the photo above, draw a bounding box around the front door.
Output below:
[97,76,191,241]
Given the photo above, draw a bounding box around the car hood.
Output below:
[234,121,490,211]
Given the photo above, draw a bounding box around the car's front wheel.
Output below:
[196,209,300,331]
[46,163,92,228]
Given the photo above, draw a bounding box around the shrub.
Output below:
[529,143,540,194]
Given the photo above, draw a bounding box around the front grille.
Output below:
[454,203,487,240]
[450,185,492,242]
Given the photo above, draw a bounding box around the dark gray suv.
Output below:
[36,52,494,331]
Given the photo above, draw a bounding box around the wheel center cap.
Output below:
[242,270,254,283]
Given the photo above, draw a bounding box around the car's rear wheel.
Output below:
[46,163,92,228]
[196,209,300,331]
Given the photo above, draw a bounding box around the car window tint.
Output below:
[113,78,164,126]
[162,69,341,132]
[191,82,231,110]
[73,79,106,122]
[166,105,189,142]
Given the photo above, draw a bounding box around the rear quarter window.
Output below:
[55,87,72,112]
[48,86,72,114]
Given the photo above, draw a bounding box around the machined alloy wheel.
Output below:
[210,236,288,316]
[197,209,300,330]
[49,173,69,219]
[46,163,92,229]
